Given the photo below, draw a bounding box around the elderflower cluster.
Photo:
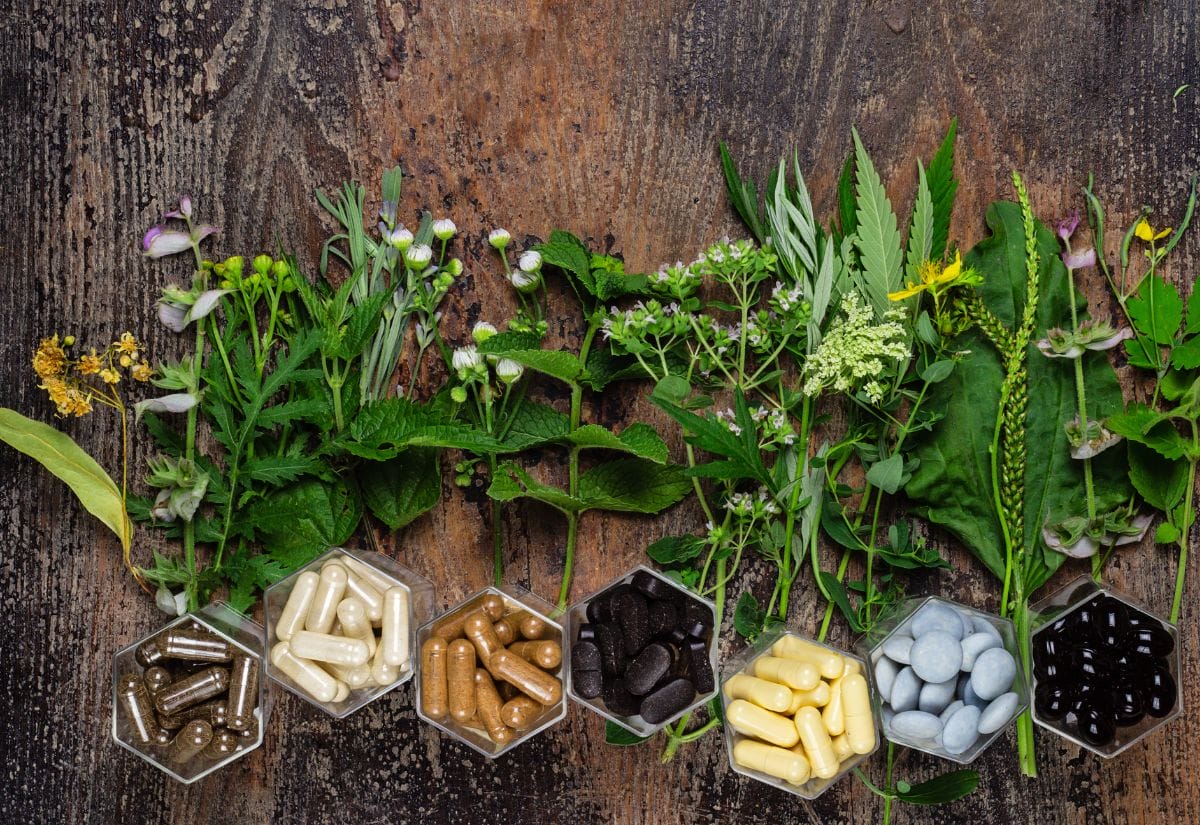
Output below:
[801,292,908,404]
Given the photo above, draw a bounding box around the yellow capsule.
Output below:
[381,587,411,668]
[271,641,339,703]
[475,668,514,745]
[822,678,845,737]
[338,554,397,597]
[725,699,799,748]
[840,673,876,755]
[305,564,348,634]
[420,637,449,720]
[830,733,855,763]
[794,706,839,779]
[447,639,478,722]
[290,630,370,667]
[787,682,832,715]
[325,660,372,689]
[841,658,862,677]
[771,637,845,680]
[753,656,820,690]
[499,695,542,730]
[336,597,377,657]
[734,738,811,786]
[723,673,793,713]
[370,636,400,686]
[489,649,562,706]
[345,571,385,624]
[276,571,319,642]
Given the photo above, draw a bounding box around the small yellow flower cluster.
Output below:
[31,331,152,417]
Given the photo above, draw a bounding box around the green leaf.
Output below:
[1108,405,1189,460]
[818,573,862,633]
[852,128,904,315]
[896,770,980,805]
[357,448,441,530]
[733,591,766,640]
[241,454,322,486]
[244,478,363,572]
[605,721,651,746]
[921,359,956,384]
[487,462,583,513]
[1126,274,1183,346]
[347,398,502,459]
[567,423,668,464]
[538,230,594,296]
[866,453,905,494]
[835,152,857,244]
[0,408,130,551]
[646,535,705,565]
[1128,442,1189,511]
[336,288,393,359]
[256,398,333,430]
[583,344,648,391]
[651,392,771,487]
[1156,521,1181,543]
[905,162,935,282]
[927,118,958,261]
[478,334,584,384]
[578,459,691,514]
[651,374,692,406]
[1170,335,1200,369]
[499,400,570,451]
[719,141,766,244]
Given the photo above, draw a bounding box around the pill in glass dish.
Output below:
[203,728,240,760]
[331,680,351,703]
[500,695,542,730]
[118,672,171,746]
[474,668,514,745]
[821,677,846,737]
[135,637,165,668]
[840,674,876,755]
[344,572,385,624]
[420,637,450,720]
[771,637,844,680]
[489,649,562,706]
[225,655,259,731]
[640,677,696,725]
[336,597,377,657]
[270,641,338,703]
[326,660,372,689]
[793,706,839,779]
[625,643,673,696]
[513,611,548,641]
[168,720,213,764]
[787,682,832,715]
[381,587,411,668]
[289,630,371,667]
[481,594,506,622]
[338,554,396,598]
[157,699,228,731]
[447,639,478,723]
[830,733,855,763]
[370,639,400,686]
[464,611,505,670]
[143,666,172,696]
[155,666,230,716]
[159,628,233,663]
[734,739,811,786]
[724,674,792,713]
[753,656,820,691]
[509,640,562,671]
[275,571,319,642]
[306,563,349,634]
[492,616,519,646]
[727,699,801,748]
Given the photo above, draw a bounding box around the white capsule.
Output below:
[290,630,370,667]
[338,555,397,596]
[306,563,348,634]
[371,639,400,686]
[275,571,319,642]
[336,597,377,657]
[324,661,373,689]
[345,572,385,623]
[331,680,351,703]
[381,587,411,668]
[271,641,339,703]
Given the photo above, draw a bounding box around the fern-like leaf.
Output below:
[928,119,958,261]
[905,162,934,283]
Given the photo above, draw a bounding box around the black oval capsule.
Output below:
[639,677,696,725]
[1124,625,1174,658]
[1035,682,1070,720]
[626,644,672,696]
[1077,706,1115,747]
[1110,687,1144,726]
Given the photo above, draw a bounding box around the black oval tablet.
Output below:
[639,677,696,725]
[626,643,672,696]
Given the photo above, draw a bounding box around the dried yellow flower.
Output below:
[131,363,153,382]
[62,389,92,417]
[115,332,141,356]
[119,354,133,368]
[78,350,102,375]
[32,335,67,379]
[99,368,121,385]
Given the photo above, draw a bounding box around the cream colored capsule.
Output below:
[271,641,339,703]
[753,656,820,690]
[794,706,839,779]
[371,638,400,686]
[336,554,394,592]
[822,678,845,737]
[771,637,844,680]
[290,630,371,667]
[336,597,377,657]
[325,660,372,689]
[332,680,350,702]
[787,682,832,715]
[276,571,319,642]
[840,673,876,755]
[830,733,854,762]
[726,699,800,748]
[723,674,792,713]
[734,738,811,786]
[381,586,411,667]
[306,563,348,634]
[841,658,861,677]
[345,572,385,623]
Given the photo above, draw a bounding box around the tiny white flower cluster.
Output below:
[714,408,742,436]
[750,405,796,447]
[801,291,909,404]
[724,487,780,519]
[770,281,805,315]
[601,299,688,343]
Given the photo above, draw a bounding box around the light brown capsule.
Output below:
[143,666,173,696]
[447,639,478,723]
[492,616,519,646]
[474,668,513,745]
[226,655,259,731]
[159,628,232,663]
[234,714,259,743]
[157,699,228,731]
[117,672,170,746]
[154,667,230,716]
[481,594,506,621]
[508,640,561,671]
[497,681,520,702]
[168,720,212,764]
[202,728,240,759]
[509,611,548,641]
[419,637,449,720]
[429,607,473,641]
[463,611,503,671]
[499,695,543,730]
[135,636,165,667]
[489,649,562,706]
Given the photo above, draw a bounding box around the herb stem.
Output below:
[1171,438,1197,623]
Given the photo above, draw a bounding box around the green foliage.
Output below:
[358,448,442,530]
[733,591,766,640]
[927,119,959,262]
[851,129,905,315]
[896,770,980,805]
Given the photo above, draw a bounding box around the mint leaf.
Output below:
[927,119,958,262]
[358,448,441,530]
[1128,442,1189,511]
[499,401,570,451]
[646,535,705,566]
[578,459,691,514]
[896,770,979,805]
[347,398,501,459]
[538,230,594,295]
[568,423,669,464]
[733,591,766,640]
[241,454,322,486]
[1108,405,1189,459]
[478,336,584,384]
[582,343,646,391]
[1126,274,1183,346]
[487,462,584,513]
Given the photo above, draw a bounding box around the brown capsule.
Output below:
[497,681,520,702]
[492,616,519,646]
[489,649,562,706]
[429,606,473,641]
[159,628,232,663]
[225,655,259,732]
[447,639,478,723]
[509,611,548,641]
[235,714,259,743]
[499,695,543,730]
[168,720,212,763]
[463,611,504,671]
[481,594,506,621]
[419,637,449,720]
[509,640,562,671]
[135,636,165,667]
[474,668,513,745]
[143,666,173,696]
[202,728,240,760]
[157,699,228,731]
[154,667,230,716]
[117,672,170,746]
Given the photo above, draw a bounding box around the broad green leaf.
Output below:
[1126,274,1183,346]
[927,119,959,261]
[487,462,583,513]
[905,162,934,282]
[1108,405,1190,460]
[578,459,691,514]
[499,400,570,451]
[921,359,956,384]
[865,453,904,494]
[733,591,766,640]
[567,423,669,464]
[583,343,648,391]
[645,534,705,565]
[896,770,979,805]
[651,394,771,486]
[477,335,584,384]
[1128,442,1189,511]
[347,398,502,459]
[245,478,363,572]
[851,128,904,315]
[241,454,322,486]
[605,721,651,746]
[357,448,441,530]
[651,374,692,405]
[1186,284,1200,335]
[1157,521,1181,543]
[835,152,857,245]
[538,230,594,296]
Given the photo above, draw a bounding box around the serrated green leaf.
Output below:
[1128,442,1189,511]
[538,229,594,296]
[477,334,584,384]
[487,462,583,513]
[836,152,857,245]
[896,770,979,805]
[241,454,322,485]
[1156,521,1181,543]
[578,459,690,514]
[1107,405,1189,459]
[1186,285,1200,335]
[583,343,648,391]
[905,162,935,282]
[141,412,185,456]
[256,398,333,429]
[567,423,668,464]
[928,119,959,261]
[499,400,570,451]
[358,448,441,530]
[244,478,363,572]
[651,375,691,405]
[852,129,904,315]
[733,591,766,640]
[1170,336,1200,369]
[645,535,705,565]
[1126,274,1183,347]
[347,398,502,459]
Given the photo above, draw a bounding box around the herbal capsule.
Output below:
[420,637,449,720]
[271,641,339,703]
[157,699,228,731]
[226,655,259,732]
[135,637,165,667]
[143,666,173,696]
[510,611,548,641]
[447,639,478,722]
[822,678,845,737]
[787,682,832,715]
[235,713,259,743]
[336,597,377,657]
[493,616,519,646]
[345,572,385,623]
[339,555,397,598]
[830,733,855,762]
[464,611,504,671]
[276,571,319,642]
[431,608,474,641]
[306,563,348,634]
[508,640,562,671]
[155,667,230,716]
[370,639,400,686]
[726,699,800,748]
[203,728,240,759]
[794,706,839,779]
[753,656,820,691]
[841,673,876,755]
[159,628,232,663]
[489,649,563,706]
[499,695,542,730]
[332,680,351,703]
[168,720,212,763]
[118,672,170,745]
[381,587,410,667]
[326,660,373,689]
[481,594,506,621]
[290,630,371,667]
[723,674,792,713]
[771,637,844,680]
[474,668,513,745]
[734,738,811,786]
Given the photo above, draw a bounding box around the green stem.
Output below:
[882,741,896,824]
[183,320,205,609]
[490,454,504,586]
[206,316,242,405]
[1171,449,1197,623]
[1014,594,1038,777]
[557,511,579,611]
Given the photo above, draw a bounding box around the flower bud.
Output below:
[433,218,457,241]
[62,335,76,346]
[518,250,542,272]
[252,254,271,274]
[509,268,541,294]
[496,358,524,384]
[405,243,433,269]
[388,227,414,251]
[472,321,498,344]
[450,386,468,403]
[445,258,464,277]
[488,228,511,250]
[271,259,290,279]
[452,346,482,373]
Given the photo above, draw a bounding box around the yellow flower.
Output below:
[131,363,153,382]
[888,252,965,301]
[99,368,121,385]
[1134,218,1171,242]
[119,354,133,368]
[62,389,92,417]
[78,350,102,375]
[39,376,69,410]
[114,332,141,356]
[32,335,67,378]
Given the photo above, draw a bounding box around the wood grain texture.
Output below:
[2,0,1198,822]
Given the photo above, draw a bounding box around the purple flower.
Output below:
[1062,248,1097,270]
[1057,211,1081,242]
[164,195,193,220]
[142,226,194,258]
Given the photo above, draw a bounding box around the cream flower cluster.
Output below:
[801,292,908,404]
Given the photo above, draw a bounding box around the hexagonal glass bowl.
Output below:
[721,628,877,799]
[415,584,567,759]
[858,596,1027,765]
[1029,575,1182,758]
[111,602,268,784]
[564,564,719,737]
[263,547,435,718]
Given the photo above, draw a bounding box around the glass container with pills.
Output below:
[721,628,876,799]
[111,602,268,784]
[1029,576,1181,758]
[565,565,719,736]
[860,596,1027,764]
[415,585,567,758]
[263,547,434,718]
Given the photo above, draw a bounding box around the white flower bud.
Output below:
[488,228,511,250]
[433,218,457,241]
[496,358,524,384]
[405,243,433,268]
[388,227,413,250]
[452,346,481,373]
[472,321,498,344]
[509,268,541,294]
[518,250,542,272]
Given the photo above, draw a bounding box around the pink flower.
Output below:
[1062,248,1097,270]
[164,195,193,219]
[1056,211,1081,242]
[142,226,194,258]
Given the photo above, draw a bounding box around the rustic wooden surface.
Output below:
[2,0,1199,822]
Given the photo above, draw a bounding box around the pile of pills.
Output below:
[725,635,875,788]
[271,553,412,703]
[118,622,260,769]
[872,601,1019,756]
[570,570,715,726]
[1033,593,1177,748]
[421,593,563,747]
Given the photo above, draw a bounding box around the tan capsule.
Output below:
[508,640,562,671]
[325,660,373,689]
[492,616,519,646]
[794,706,839,779]
[735,738,811,786]
[787,682,832,714]
[481,594,506,621]
[497,680,520,702]
[841,673,876,755]
[420,637,450,720]
[726,699,799,748]
[753,656,820,690]
[336,597,377,657]
[276,571,320,642]
[235,713,259,743]
[499,695,542,730]
[271,641,339,703]
[723,674,793,713]
[290,630,370,667]
[822,677,845,737]
[345,571,385,623]
[464,611,504,671]
[448,639,478,722]
[118,672,170,745]
[338,554,397,598]
[381,586,411,668]
[157,700,227,731]
[489,649,563,706]
[226,655,259,731]
[154,667,230,716]
[305,563,348,634]
[370,637,400,686]
[168,720,212,763]
[143,666,173,696]
[203,728,240,759]
[159,628,232,663]
[430,608,472,641]
[771,637,845,680]
[510,611,548,640]
[474,668,514,745]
